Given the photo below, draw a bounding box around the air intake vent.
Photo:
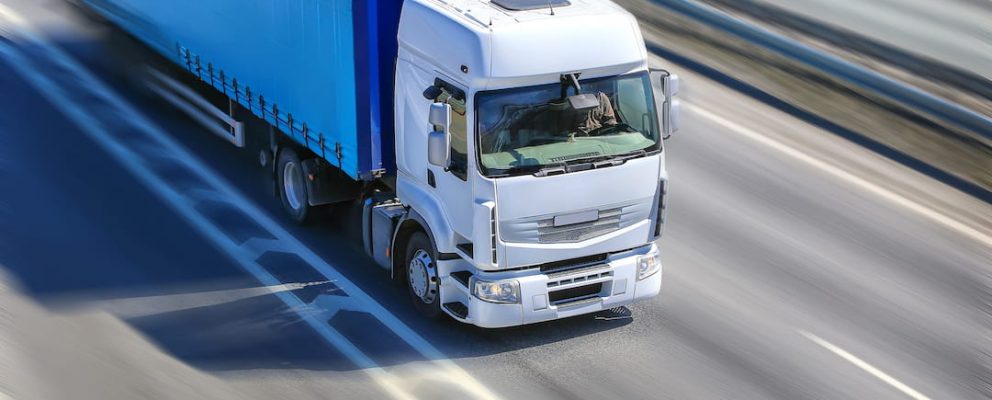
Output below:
[549,282,603,304]
[655,180,667,237]
[491,0,571,11]
[490,208,498,264]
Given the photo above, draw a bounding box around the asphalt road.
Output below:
[748,0,992,79]
[0,1,989,400]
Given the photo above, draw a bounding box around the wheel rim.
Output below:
[282,161,305,212]
[408,249,437,303]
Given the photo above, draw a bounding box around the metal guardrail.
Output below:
[649,0,992,143]
[698,0,992,103]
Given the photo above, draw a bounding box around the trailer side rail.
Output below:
[176,45,345,170]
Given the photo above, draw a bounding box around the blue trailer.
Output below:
[84,0,402,180]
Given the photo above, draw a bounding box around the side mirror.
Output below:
[665,73,681,137]
[428,103,451,168]
[650,69,681,139]
[429,102,451,128]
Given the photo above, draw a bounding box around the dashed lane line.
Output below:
[685,101,992,249]
[800,331,933,400]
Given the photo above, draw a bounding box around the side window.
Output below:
[437,88,468,180]
[617,78,651,135]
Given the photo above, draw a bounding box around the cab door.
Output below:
[427,78,474,242]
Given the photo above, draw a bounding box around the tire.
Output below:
[404,232,444,319]
[276,148,314,224]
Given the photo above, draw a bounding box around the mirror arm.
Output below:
[559,73,583,98]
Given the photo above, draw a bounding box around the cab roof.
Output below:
[400,0,648,88]
[424,0,633,28]
[490,0,571,11]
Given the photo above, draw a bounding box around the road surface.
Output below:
[0,1,988,399]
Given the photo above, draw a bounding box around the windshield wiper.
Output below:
[609,148,648,162]
[489,162,567,178]
[539,150,646,176]
[533,162,569,177]
[489,149,648,178]
[564,149,647,166]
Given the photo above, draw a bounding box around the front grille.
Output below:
[498,198,653,244]
[549,282,603,304]
[537,207,622,243]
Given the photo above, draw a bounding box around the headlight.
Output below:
[471,278,520,304]
[636,250,661,280]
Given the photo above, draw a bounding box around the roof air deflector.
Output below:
[491,0,571,11]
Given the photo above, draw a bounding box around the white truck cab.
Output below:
[370,0,678,327]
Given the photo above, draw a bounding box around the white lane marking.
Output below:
[0,4,500,400]
[685,102,992,249]
[54,281,335,319]
[800,331,933,400]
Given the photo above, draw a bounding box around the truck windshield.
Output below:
[476,72,660,177]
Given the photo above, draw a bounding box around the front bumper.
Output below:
[446,243,662,328]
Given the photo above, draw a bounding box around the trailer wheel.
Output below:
[405,232,443,319]
[276,148,313,224]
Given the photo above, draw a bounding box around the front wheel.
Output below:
[405,232,443,319]
[276,148,314,224]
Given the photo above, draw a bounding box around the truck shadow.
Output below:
[223,210,639,372]
[0,258,634,375]
[426,306,637,358]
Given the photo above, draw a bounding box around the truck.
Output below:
[78,0,680,328]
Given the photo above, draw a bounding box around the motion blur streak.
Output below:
[50,281,336,319]
[1,0,990,399]
[684,102,992,248]
[800,331,932,400]
[0,4,500,399]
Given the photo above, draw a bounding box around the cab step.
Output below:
[443,301,469,319]
[450,270,472,289]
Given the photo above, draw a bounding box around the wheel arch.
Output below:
[390,210,437,283]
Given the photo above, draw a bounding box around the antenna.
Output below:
[547,0,555,15]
